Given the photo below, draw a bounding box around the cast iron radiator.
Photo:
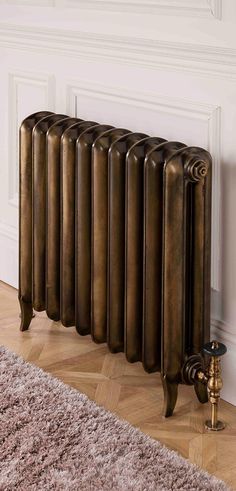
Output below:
[19,111,212,417]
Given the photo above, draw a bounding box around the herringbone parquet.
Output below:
[0,281,235,489]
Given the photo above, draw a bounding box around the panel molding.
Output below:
[0,222,18,288]
[208,105,221,291]
[5,0,54,5]
[0,24,235,80]
[208,0,222,19]
[67,0,222,19]
[8,71,55,208]
[2,0,222,17]
[0,221,17,242]
[67,81,221,291]
[211,318,236,347]
[211,318,236,406]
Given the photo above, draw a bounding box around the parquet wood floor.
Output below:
[0,281,235,489]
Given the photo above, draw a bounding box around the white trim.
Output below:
[0,222,18,242]
[0,222,18,288]
[208,106,221,292]
[67,0,222,19]
[8,195,19,209]
[211,318,236,347]
[66,81,221,291]
[8,70,55,208]
[211,317,236,406]
[0,24,235,80]
[5,0,54,5]
[1,0,222,17]
[209,0,222,19]
[67,82,219,120]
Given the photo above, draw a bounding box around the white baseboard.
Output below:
[0,222,18,288]
[211,318,236,406]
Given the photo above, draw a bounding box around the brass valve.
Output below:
[203,340,227,431]
[182,340,227,431]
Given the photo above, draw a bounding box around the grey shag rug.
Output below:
[0,346,230,491]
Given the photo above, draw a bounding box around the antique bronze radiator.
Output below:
[18,111,226,427]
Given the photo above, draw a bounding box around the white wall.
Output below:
[0,0,235,404]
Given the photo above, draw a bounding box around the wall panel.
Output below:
[66,0,222,18]
[8,71,55,208]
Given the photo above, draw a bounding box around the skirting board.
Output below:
[211,319,236,406]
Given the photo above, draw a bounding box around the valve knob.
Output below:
[203,340,227,357]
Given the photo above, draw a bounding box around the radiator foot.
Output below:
[161,375,178,417]
[75,325,91,336]
[19,298,34,331]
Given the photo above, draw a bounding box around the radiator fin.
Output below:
[75,124,113,335]
[60,121,98,327]
[46,117,78,321]
[19,111,52,311]
[143,142,186,373]
[125,137,166,363]
[91,128,130,343]
[107,132,148,353]
[33,114,67,311]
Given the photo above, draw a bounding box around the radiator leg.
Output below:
[194,381,208,404]
[161,375,178,417]
[19,297,33,331]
